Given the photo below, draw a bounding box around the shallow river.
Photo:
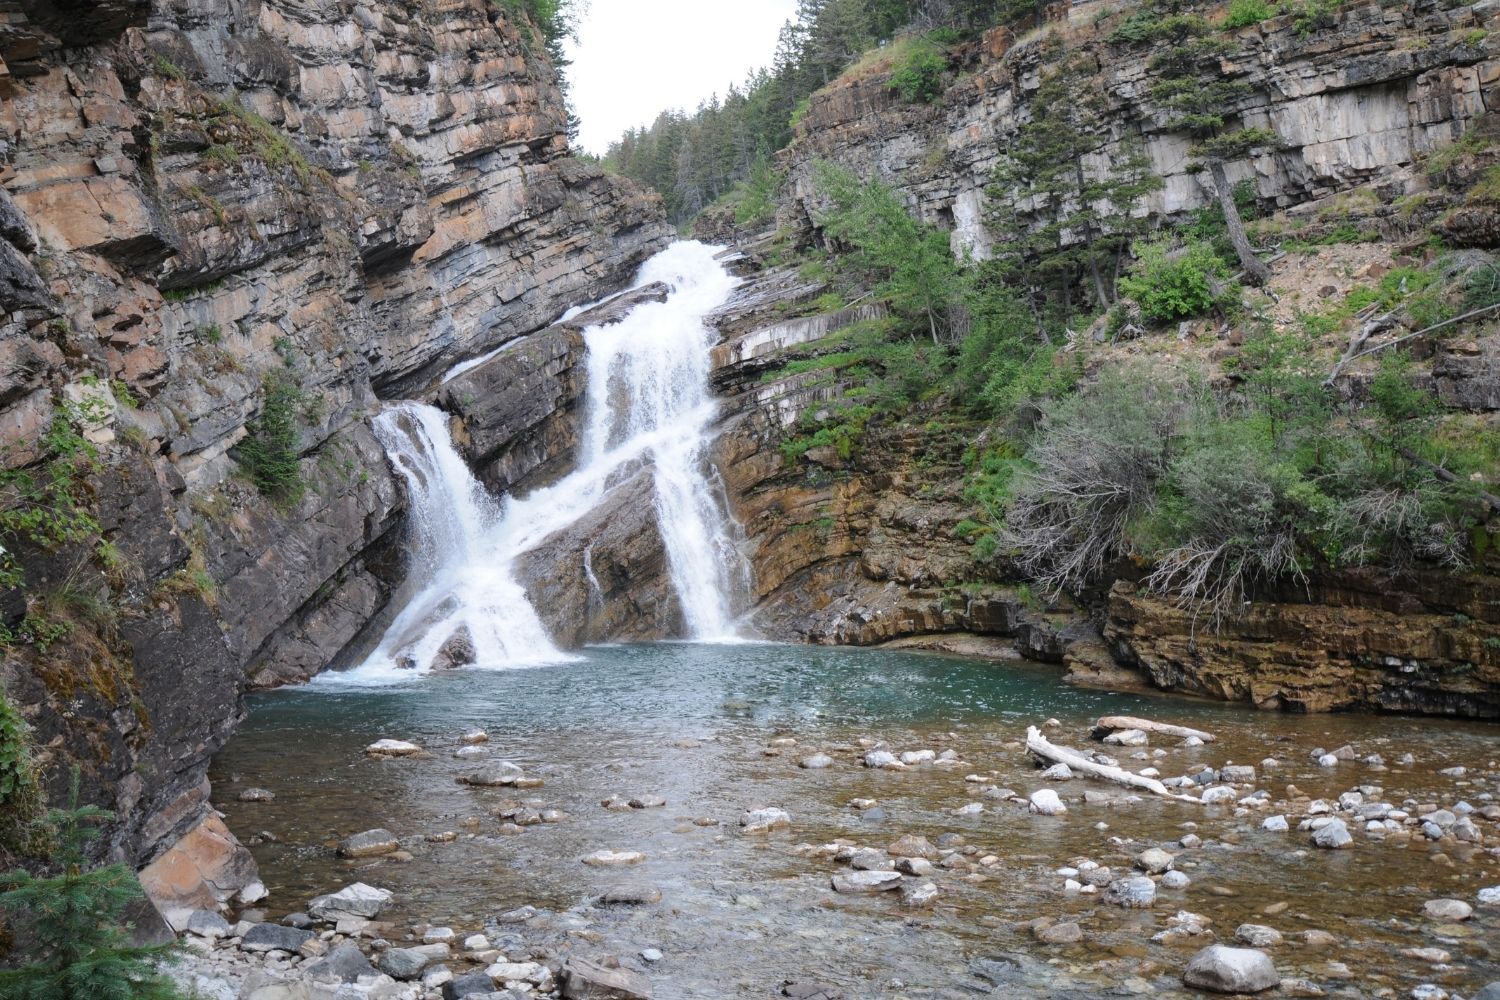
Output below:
[211,643,1500,998]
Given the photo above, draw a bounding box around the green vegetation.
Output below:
[0,686,44,855]
[0,397,107,602]
[1222,0,1276,29]
[235,372,306,506]
[890,36,947,103]
[1118,237,1233,323]
[986,56,1162,319]
[0,772,184,999]
[1003,340,1493,621]
[603,0,1079,224]
[151,54,185,81]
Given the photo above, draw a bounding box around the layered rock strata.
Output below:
[0,0,670,902]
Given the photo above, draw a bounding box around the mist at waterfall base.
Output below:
[342,242,749,682]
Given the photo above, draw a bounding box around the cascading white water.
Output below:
[341,241,747,680]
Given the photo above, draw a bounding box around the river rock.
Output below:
[304,941,377,983]
[1479,887,1500,907]
[895,857,934,876]
[1423,898,1472,921]
[1162,870,1192,889]
[237,788,276,802]
[459,763,524,786]
[337,828,400,858]
[887,834,936,859]
[583,850,646,866]
[444,971,499,1000]
[1183,945,1280,993]
[307,883,392,922]
[863,750,905,769]
[241,923,314,954]
[1040,763,1073,780]
[559,956,652,999]
[1103,729,1149,746]
[1105,876,1157,908]
[460,729,489,744]
[899,880,939,907]
[1035,920,1083,944]
[799,754,835,769]
[1235,924,1284,947]
[1029,789,1066,815]
[739,807,792,834]
[899,749,936,765]
[1471,984,1500,1000]
[1311,819,1352,849]
[832,870,903,894]
[1263,815,1290,832]
[365,739,422,757]
[1220,765,1256,783]
[380,945,449,979]
[185,910,232,939]
[601,884,663,905]
[1136,848,1174,874]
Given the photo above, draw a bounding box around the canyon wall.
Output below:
[779,0,1500,256]
[699,0,1500,718]
[0,0,671,909]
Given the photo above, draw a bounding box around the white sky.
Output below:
[564,0,800,156]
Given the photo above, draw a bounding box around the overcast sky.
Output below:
[564,0,799,156]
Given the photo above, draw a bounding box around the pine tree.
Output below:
[0,771,183,1000]
[1147,52,1275,285]
[985,59,1162,321]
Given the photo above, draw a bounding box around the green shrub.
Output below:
[890,40,946,103]
[1223,0,1276,29]
[0,400,106,598]
[236,373,305,505]
[0,687,44,854]
[0,771,185,999]
[1118,237,1232,323]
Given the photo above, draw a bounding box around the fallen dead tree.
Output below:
[1026,726,1202,803]
[1090,716,1215,743]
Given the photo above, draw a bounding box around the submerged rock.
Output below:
[1105,876,1157,908]
[831,870,902,894]
[365,739,422,757]
[337,828,400,858]
[739,807,792,834]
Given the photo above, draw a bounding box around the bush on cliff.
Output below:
[235,372,305,506]
[0,687,44,857]
[1001,347,1492,621]
[1118,237,1234,324]
[0,772,183,1000]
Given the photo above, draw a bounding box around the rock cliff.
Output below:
[699,0,1500,719]
[780,0,1500,257]
[0,0,671,908]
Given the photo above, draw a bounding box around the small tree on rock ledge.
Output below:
[0,771,183,1000]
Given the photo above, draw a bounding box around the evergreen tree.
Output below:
[1143,36,1274,285]
[0,772,183,1000]
[816,163,963,344]
[985,59,1161,322]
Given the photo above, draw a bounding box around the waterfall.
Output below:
[342,241,747,679]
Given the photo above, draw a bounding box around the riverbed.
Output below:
[210,642,1500,998]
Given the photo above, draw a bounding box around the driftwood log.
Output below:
[1090,716,1215,743]
[1026,727,1202,803]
